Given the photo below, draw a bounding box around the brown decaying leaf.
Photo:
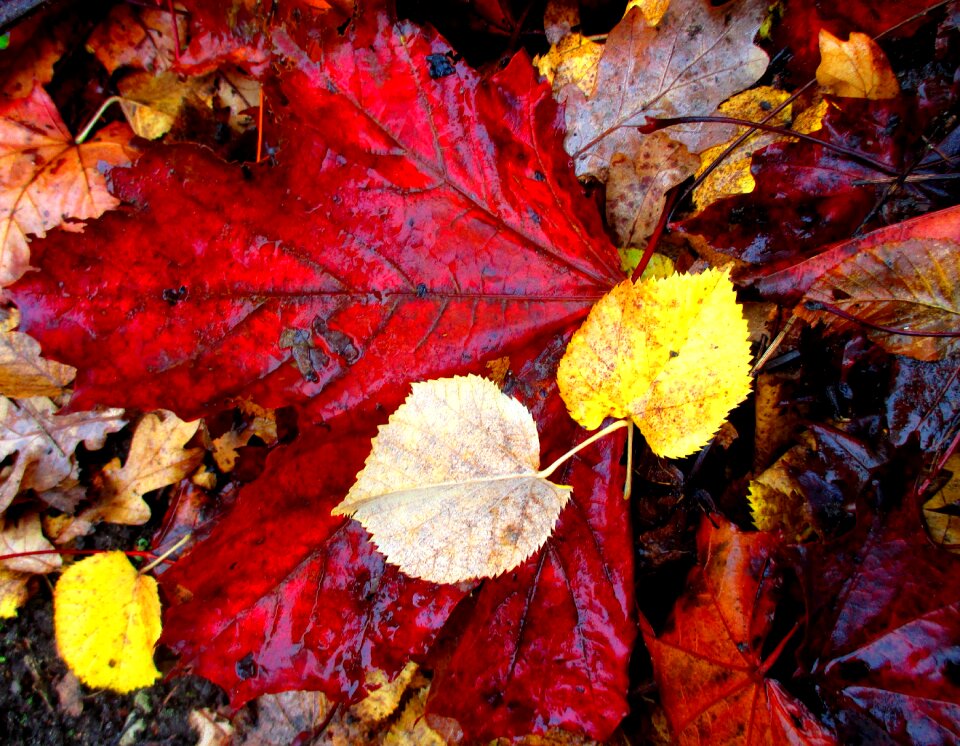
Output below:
[210,401,277,473]
[0,15,67,100]
[0,329,75,398]
[816,30,900,100]
[333,375,570,584]
[561,0,769,180]
[189,708,234,746]
[0,396,126,514]
[0,86,137,288]
[798,238,960,361]
[0,511,60,574]
[61,411,203,541]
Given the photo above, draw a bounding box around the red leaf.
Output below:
[677,98,906,278]
[802,500,960,743]
[9,15,620,421]
[426,335,635,741]
[158,416,469,708]
[756,204,960,304]
[641,518,837,745]
[886,353,960,459]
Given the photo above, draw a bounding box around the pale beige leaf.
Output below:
[0,511,60,574]
[0,396,126,514]
[189,708,234,746]
[562,0,769,181]
[77,411,203,532]
[0,86,137,287]
[0,330,75,397]
[241,691,332,746]
[333,375,570,584]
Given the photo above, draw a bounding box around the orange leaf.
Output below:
[816,30,899,100]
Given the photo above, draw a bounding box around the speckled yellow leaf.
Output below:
[557,269,752,458]
[923,453,960,554]
[333,375,570,584]
[54,551,161,692]
[817,30,899,99]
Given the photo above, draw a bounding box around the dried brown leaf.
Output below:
[0,511,60,574]
[0,330,75,398]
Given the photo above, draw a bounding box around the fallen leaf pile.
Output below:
[0,0,958,742]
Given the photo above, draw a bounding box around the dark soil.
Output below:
[0,589,228,746]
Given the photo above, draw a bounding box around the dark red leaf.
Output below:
[677,98,906,279]
[10,14,620,421]
[801,499,960,744]
[756,205,960,304]
[427,335,634,741]
[641,518,836,745]
[158,415,469,708]
[886,353,960,459]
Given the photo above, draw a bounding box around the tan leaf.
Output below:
[0,511,60,574]
[0,86,137,287]
[0,329,75,398]
[816,30,900,100]
[241,691,332,746]
[77,411,203,531]
[189,708,235,746]
[605,132,700,249]
[0,396,126,514]
[798,238,960,361]
[535,34,604,97]
[118,72,205,140]
[211,400,277,473]
[86,3,188,75]
[923,453,960,554]
[333,375,570,584]
[561,0,769,181]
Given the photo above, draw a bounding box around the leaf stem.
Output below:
[803,300,960,338]
[640,115,900,176]
[140,532,191,574]
[624,421,634,500]
[0,548,176,566]
[74,96,123,145]
[538,419,631,480]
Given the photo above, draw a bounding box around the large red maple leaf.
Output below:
[10,12,620,421]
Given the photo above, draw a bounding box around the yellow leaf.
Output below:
[923,453,960,554]
[383,688,446,746]
[624,0,669,26]
[748,444,815,541]
[535,34,603,97]
[693,86,792,210]
[557,269,752,458]
[53,551,161,692]
[816,30,899,100]
[0,566,31,618]
[333,375,570,584]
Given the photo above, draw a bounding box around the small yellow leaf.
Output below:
[816,30,899,100]
[333,375,570,584]
[748,444,815,541]
[535,33,603,96]
[54,551,161,692]
[0,566,31,618]
[557,269,752,458]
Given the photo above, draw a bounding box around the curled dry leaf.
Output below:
[0,396,126,514]
[0,86,137,288]
[333,375,570,584]
[798,238,960,361]
[0,511,60,618]
[0,329,75,398]
[816,30,900,100]
[557,269,752,458]
[54,551,161,693]
[65,410,203,541]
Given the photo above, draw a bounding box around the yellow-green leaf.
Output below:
[557,268,752,458]
[333,375,570,584]
[54,551,161,693]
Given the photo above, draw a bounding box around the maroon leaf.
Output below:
[426,335,634,741]
[801,499,960,744]
[886,353,960,459]
[677,98,906,279]
[9,14,620,421]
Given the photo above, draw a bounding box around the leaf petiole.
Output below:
[538,419,631,480]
